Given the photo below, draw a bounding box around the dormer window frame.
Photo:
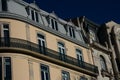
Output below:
[49,17,58,31]
[68,26,76,38]
[30,8,39,22]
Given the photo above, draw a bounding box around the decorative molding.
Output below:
[0,48,98,77]
[90,42,112,54]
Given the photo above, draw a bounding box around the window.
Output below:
[35,12,39,22]
[4,57,12,80]
[100,56,107,71]
[68,27,75,38]
[0,24,10,46]
[25,6,30,15]
[76,49,84,65]
[41,64,50,80]
[80,76,88,80]
[37,34,46,54]
[1,0,8,11]
[58,42,66,61]
[0,57,12,80]
[62,71,70,80]
[31,10,39,22]
[51,19,58,31]
[31,10,35,21]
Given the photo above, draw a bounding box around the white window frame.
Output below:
[76,49,84,61]
[41,64,50,80]
[50,18,58,31]
[68,26,75,38]
[58,42,65,55]
[62,71,70,80]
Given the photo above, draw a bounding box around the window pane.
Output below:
[51,19,54,29]
[41,71,45,80]
[55,21,58,31]
[1,0,7,11]
[35,12,39,22]
[3,24,10,47]
[69,27,72,37]
[58,42,65,54]
[72,28,75,38]
[41,65,50,80]
[4,57,11,80]
[37,34,44,39]
[100,56,107,70]
[62,71,70,80]
[46,73,49,80]
[76,49,83,61]
[37,34,45,54]
[31,10,35,21]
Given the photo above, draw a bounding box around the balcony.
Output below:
[0,37,98,75]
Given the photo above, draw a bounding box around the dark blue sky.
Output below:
[24,0,120,24]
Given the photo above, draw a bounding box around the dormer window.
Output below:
[68,26,75,38]
[51,18,58,31]
[31,9,39,22]
[1,0,8,11]
[46,16,58,31]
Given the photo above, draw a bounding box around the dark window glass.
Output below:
[62,71,70,80]
[1,0,8,11]
[55,21,58,31]
[41,65,50,80]
[72,28,75,38]
[3,24,10,47]
[69,27,72,37]
[51,19,54,29]
[35,12,39,22]
[0,57,2,80]
[4,57,11,80]
[69,27,75,38]
[25,6,30,15]
[46,16,50,24]
[31,10,35,21]
[37,34,44,39]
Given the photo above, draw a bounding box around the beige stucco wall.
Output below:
[12,56,29,80]
[92,48,113,80]
[0,18,93,64]
[0,53,92,80]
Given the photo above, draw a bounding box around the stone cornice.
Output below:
[0,12,89,49]
[90,42,112,54]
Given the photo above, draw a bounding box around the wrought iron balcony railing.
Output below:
[0,37,98,74]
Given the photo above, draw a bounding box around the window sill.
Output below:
[101,69,113,77]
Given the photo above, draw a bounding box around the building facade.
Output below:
[98,21,120,80]
[71,17,114,80]
[0,0,98,80]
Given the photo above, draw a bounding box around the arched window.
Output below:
[100,56,107,71]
